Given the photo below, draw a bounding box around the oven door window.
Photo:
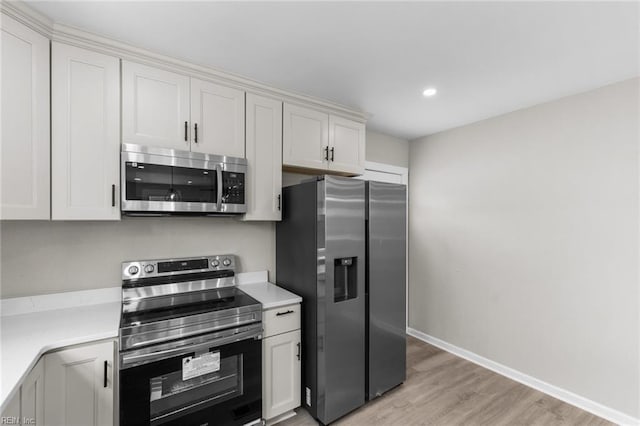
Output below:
[125,162,216,203]
[149,353,243,425]
[119,337,261,426]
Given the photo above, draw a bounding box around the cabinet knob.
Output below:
[194,123,198,143]
[184,121,188,142]
[324,146,329,161]
[296,342,301,361]
[330,147,335,162]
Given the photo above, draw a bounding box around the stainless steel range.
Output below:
[118,255,262,426]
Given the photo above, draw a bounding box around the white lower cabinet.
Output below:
[263,330,302,421]
[0,357,45,426]
[21,358,45,426]
[262,304,301,424]
[44,340,115,426]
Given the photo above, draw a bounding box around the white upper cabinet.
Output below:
[328,115,365,175]
[51,42,121,220]
[122,61,190,150]
[122,62,246,156]
[243,93,283,221]
[0,14,50,220]
[283,103,329,171]
[191,79,245,157]
[283,103,365,176]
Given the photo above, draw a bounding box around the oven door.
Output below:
[119,326,261,426]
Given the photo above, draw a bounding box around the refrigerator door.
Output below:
[367,181,407,399]
[317,176,366,424]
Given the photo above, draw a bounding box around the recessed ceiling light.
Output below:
[422,88,437,97]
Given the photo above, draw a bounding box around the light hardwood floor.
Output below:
[279,336,611,426]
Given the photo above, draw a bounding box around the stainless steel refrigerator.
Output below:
[276,176,406,425]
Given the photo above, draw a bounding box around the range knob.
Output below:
[222,258,231,267]
[144,264,155,274]
[211,259,220,267]
[128,265,139,275]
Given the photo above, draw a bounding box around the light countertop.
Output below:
[238,282,302,310]
[1,298,121,410]
[236,271,302,309]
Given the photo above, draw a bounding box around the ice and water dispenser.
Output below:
[334,257,358,302]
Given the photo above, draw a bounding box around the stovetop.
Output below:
[118,254,263,352]
[120,287,260,328]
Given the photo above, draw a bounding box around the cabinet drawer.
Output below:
[263,304,300,338]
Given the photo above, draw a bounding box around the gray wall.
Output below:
[409,77,639,417]
[366,129,409,168]
[1,218,274,298]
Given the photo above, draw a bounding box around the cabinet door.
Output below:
[44,340,115,426]
[122,61,190,150]
[191,78,245,157]
[263,329,301,420]
[243,93,282,221]
[51,43,120,220]
[21,357,45,426]
[328,115,365,176]
[1,389,21,421]
[0,14,50,220]
[283,103,328,171]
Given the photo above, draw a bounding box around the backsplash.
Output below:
[0,217,275,298]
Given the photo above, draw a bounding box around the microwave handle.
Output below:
[216,164,222,211]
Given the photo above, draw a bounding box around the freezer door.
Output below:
[367,181,407,399]
[317,176,366,424]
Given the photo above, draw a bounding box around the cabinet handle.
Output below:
[330,147,335,162]
[324,146,329,161]
[276,309,294,316]
[111,184,116,207]
[277,194,281,211]
[296,342,301,361]
[194,123,198,143]
[184,121,188,142]
[103,360,108,388]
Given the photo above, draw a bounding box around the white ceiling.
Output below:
[29,1,639,140]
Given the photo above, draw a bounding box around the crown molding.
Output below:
[1,1,369,122]
[1,1,53,37]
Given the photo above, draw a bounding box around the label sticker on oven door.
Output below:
[182,351,220,381]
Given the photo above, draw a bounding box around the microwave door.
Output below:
[171,166,217,204]
[122,160,218,213]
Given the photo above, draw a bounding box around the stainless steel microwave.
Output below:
[121,144,247,215]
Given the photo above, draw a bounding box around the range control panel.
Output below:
[222,172,245,204]
[122,254,236,280]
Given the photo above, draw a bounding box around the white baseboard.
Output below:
[406,327,639,426]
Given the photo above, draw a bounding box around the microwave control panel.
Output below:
[222,172,245,204]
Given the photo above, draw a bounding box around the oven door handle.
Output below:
[216,164,223,211]
[121,326,261,368]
